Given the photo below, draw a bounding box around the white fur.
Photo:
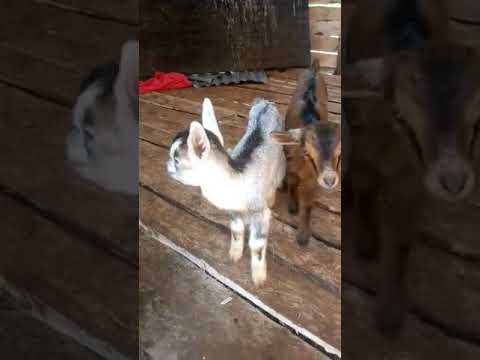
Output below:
[167,98,286,286]
[66,40,139,195]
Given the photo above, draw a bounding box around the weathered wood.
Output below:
[448,0,480,24]
[310,34,340,52]
[0,290,104,360]
[309,5,341,22]
[33,0,139,24]
[139,96,341,217]
[311,51,338,69]
[0,1,134,104]
[0,194,138,358]
[310,20,341,36]
[143,84,340,123]
[0,85,138,262]
[140,187,341,352]
[139,140,341,291]
[343,202,480,342]
[140,0,310,76]
[343,284,480,360]
[449,20,480,50]
[140,233,327,360]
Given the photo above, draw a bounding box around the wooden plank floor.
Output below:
[139,70,342,358]
[140,230,329,360]
[0,1,138,358]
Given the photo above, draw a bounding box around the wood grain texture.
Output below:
[140,0,311,75]
[0,195,138,358]
[140,232,328,360]
[140,187,341,351]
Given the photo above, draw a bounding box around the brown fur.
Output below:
[272,60,341,246]
[344,1,480,335]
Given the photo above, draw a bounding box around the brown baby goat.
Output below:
[272,59,341,246]
[345,43,480,335]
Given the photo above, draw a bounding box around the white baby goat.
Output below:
[166,98,286,285]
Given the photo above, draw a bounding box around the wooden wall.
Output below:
[309,0,341,70]
[449,1,480,49]
[140,0,311,77]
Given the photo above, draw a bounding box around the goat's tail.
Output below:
[248,98,283,135]
[302,59,321,125]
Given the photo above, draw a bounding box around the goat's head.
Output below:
[66,40,139,195]
[345,42,480,201]
[166,98,226,186]
[271,122,341,190]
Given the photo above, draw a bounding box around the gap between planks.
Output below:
[139,221,342,359]
[0,276,129,360]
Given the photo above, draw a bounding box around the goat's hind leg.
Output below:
[248,208,271,286]
[229,212,245,263]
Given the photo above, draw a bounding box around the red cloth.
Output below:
[139,72,192,95]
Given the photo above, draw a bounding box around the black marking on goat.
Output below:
[385,0,429,51]
[80,60,120,97]
[316,124,338,161]
[302,72,320,125]
[170,122,263,173]
[229,126,263,173]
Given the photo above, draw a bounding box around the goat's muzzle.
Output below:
[318,167,339,190]
[425,152,475,201]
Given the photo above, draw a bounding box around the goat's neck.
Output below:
[198,155,247,210]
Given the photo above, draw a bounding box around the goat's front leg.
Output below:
[296,182,314,246]
[248,208,271,286]
[286,173,299,214]
[376,208,412,336]
[229,213,245,263]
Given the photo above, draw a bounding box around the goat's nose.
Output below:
[439,172,467,195]
[320,174,338,189]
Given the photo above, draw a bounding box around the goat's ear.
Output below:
[201,98,224,146]
[116,40,139,105]
[271,129,303,145]
[187,121,210,160]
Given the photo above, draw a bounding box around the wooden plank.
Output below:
[0,289,104,360]
[310,20,341,36]
[140,187,341,353]
[343,203,480,342]
[139,140,341,289]
[144,85,340,123]
[140,232,328,360]
[311,51,338,69]
[0,85,138,262]
[449,20,480,50]
[267,69,341,88]
[448,0,480,24]
[309,6,341,22]
[33,0,139,24]
[139,95,341,215]
[310,34,340,52]
[140,0,310,75]
[0,1,134,103]
[343,284,480,360]
[0,194,137,358]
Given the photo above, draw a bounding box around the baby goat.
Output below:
[271,59,341,246]
[66,40,139,195]
[166,98,286,286]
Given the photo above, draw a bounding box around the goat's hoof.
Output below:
[376,304,404,337]
[252,268,267,286]
[296,231,310,247]
[251,259,267,286]
[229,245,243,263]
